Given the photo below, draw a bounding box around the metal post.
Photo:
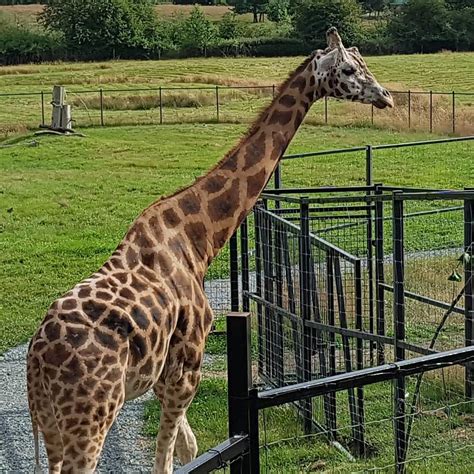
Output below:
[393,191,406,473]
[272,84,276,99]
[230,233,239,312]
[40,91,45,127]
[374,184,386,365]
[324,96,328,124]
[407,90,411,129]
[248,388,260,473]
[216,85,219,123]
[429,90,433,133]
[452,91,456,134]
[99,88,104,126]
[254,205,264,377]
[464,197,473,399]
[274,163,282,189]
[159,87,163,125]
[241,217,250,312]
[366,145,375,364]
[299,197,313,434]
[227,312,253,474]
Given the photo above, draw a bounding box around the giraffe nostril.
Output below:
[382,89,390,97]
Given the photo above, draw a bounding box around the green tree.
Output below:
[41,0,158,59]
[182,6,217,56]
[387,0,452,53]
[266,0,290,22]
[293,0,363,48]
[218,12,242,40]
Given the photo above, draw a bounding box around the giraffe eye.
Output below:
[342,67,356,76]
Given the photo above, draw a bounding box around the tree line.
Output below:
[0,0,473,65]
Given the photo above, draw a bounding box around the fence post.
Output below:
[216,85,220,123]
[230,233,239,312]
[159,87,163,125]
[407,90,411,129]
[452,91,456,134]
[365,145,373,186]
[241,218,250,313]
[299,196,313,434]
[429,90,433,133]
[272,84,276,99]
[374,184,386,365]
[227,312,254,473]
[99,88,104,126]
[366,145,375,364]
[393,191,407,473]
[254,204,264,377]
[274,163,282,189]
[324,96,328,124]
[465,196,474,399]
[40,91,45,127]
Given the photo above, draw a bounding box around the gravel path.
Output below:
[0,343,155,473]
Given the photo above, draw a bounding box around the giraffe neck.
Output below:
[123,53,323,279]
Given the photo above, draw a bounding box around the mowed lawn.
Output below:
[0,122,473,353]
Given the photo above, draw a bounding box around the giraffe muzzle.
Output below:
[373,89,394,109]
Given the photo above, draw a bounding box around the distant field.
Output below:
[0,3,252,22]
[1,53,474,137]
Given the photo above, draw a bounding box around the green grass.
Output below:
[0,123,472,353]
[143,376,473,472]
[1,53,474,135]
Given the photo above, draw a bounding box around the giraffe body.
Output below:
[27,28,393,473]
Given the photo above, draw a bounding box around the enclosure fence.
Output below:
[2,86,474,134]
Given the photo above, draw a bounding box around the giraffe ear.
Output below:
[326,27,344,51]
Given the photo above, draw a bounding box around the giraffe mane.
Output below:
[152,51,318,206]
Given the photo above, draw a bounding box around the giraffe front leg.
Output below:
[152,370,201,474]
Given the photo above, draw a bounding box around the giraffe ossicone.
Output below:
[27,28,393,474]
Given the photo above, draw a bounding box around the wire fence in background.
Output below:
[1,86,474,135]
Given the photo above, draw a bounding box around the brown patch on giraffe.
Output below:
[306,91,315,102]
[43,343,70,367]
[133,222,154,248]
[295,110,304,129]
[203,174,227,194]
[219,152,238,172]
[270,132,287,161]
[130,333,147,363]
[126,247,139,268]
[102,311,132,338]
[44,321,61,342]
[268,109,292,126]
[65,327,88,349]
[163,208,181,228]
[176,308,189,335]
[213,228,229,249]
[62,299,77,310]
[178,194,201,215]
[309,76,316,87]
[148,215,164,240]
[131,305,149,330]
[105,367,122,382]
[320,87,327,96]
[59,355,84,384]
[279,94,296,108]
[150,328,158,348]
[184,222,209,260]
[247,168,267,198]
[340,82,350,94]
[208,178,239,222]
[82,300,107,322]
[96,291,113,301]
[78,287,91,299]
[290,76,306,93]
[109,256,124,269]
[243,132,266,171]
[96,330,119,351]
[139,358,153,375]
[157,252,173,276]
[130,274,147,293]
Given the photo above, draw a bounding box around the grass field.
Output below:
[1,123,472,354]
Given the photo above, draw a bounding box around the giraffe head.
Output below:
[316,27,394,109]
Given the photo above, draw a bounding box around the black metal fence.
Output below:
[2,86,474,134]
[189,145,473,472]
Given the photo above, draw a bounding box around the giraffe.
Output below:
[26,27,393,474]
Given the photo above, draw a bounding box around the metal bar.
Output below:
[248,388,260,473]
[261,210,273,379]
[264,185,376,194]
[40,91,45,127]
[380,283,464,315]
[299,197,313,434]
[216,85,219,123]
[230,233,239,312]
[333,255,364,452]
[241,217,250,312]
[175,435,249,474]
[274,221,285,386]
[274,163,282,189]
[366,145,375,365]
[465,198,474,399]
[375,185,386,365]
[227,312,252,474]
[254,206,264,377]
[99,88,104,126]
[326,252,337,435]
[159,87,163,125]
[393,192,406,472]
[257,346,474,409]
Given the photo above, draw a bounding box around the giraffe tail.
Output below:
[31,414,43,474]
